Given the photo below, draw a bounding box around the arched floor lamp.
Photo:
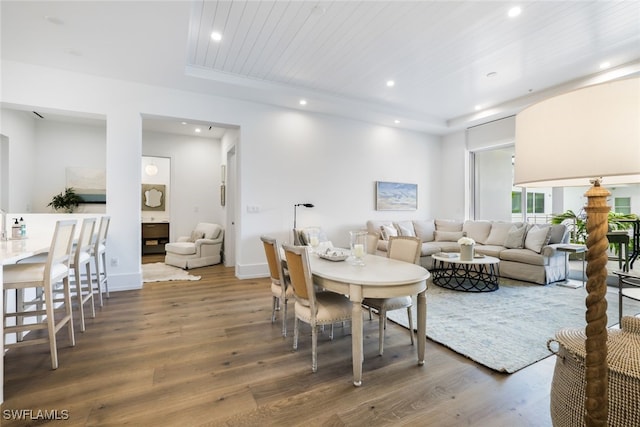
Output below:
[514,76,640,426]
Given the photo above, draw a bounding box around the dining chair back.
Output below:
[387,236,422,264]
[362,235,422,355]
[3,219,77,369]
[261,235,294,336]
[282,244,351,372]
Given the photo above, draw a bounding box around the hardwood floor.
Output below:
[2,257,555,426]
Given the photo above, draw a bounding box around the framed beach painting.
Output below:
[376,181,417,211]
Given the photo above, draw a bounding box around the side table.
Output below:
[557,244,586,288]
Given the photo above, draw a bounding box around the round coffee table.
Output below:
[431,253,500,292]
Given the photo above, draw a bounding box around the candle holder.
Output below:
[350,230,367,266]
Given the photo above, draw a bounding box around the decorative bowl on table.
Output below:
[318,247,349,262]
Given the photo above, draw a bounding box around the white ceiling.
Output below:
[2,0,639,135]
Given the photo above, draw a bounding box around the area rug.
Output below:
[142,262,201,282]
[386,279,640,373]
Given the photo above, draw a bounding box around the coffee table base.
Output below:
[432,260,499,292]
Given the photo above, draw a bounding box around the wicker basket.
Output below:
[548,316,640,426]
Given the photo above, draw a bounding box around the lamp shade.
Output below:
[514,77,640,187]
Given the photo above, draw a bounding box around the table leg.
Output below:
[417,286,427,365]
[350,285,363,386]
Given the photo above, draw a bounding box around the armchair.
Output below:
[164,223,224,269]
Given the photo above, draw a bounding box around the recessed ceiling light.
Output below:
[600,61,611,69]
[211,32,222,42]
[394,120,400,124]
[475,105,482,111]
[386,80,395,87]
[299,99,307,106]
[486,71,497,78]
[508,7,521,18]
[195,128,201,133]
[181,121,187,125]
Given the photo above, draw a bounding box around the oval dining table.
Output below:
[309,253,430,386]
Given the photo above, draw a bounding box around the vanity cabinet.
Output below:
[142,222,170,255]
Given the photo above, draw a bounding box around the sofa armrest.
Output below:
[541,243,566,257]
[195,238,223,257]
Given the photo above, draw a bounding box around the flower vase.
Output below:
[460,243,474,261]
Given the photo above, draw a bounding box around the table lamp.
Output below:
[514,76,640,426]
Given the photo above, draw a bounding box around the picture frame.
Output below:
[375,181,417,211]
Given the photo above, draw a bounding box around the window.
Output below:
[527,192,545,214]
[511,191,522,213]
[614,197,631,215]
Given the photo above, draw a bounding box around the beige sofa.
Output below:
[366,219,570,285]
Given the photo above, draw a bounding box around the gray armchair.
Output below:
[164,222,224,269]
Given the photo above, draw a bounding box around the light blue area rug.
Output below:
[386,279,640,373]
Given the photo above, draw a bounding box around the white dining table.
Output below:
[0,235,53,404]
[309,253,430,386]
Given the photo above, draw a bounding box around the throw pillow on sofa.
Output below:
[413,220,436,242]
[380,224,398,240]
[504,224,528,249]
[435,219,463,231]
[486,222,518,246]
[524,225,552,253]
[435,230,464,241]
[395,220,416,237]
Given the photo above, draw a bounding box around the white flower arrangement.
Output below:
[458,236,475,246]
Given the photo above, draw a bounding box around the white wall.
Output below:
[438,130,467,219]
[0,109,36,212]
[142,131,224,240]
[1,60,450,287]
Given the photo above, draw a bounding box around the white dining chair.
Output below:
[3,219,77,369]
[282,244,352,373]
[362,235,421,355]
[261,235,294,337]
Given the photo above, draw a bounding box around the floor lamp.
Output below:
[293,203,314,244]
[514,76,640,426]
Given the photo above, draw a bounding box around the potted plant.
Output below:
[48,187,83,213]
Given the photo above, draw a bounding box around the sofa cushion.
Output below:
[504,224,528,249]
[165,241,197,256]
[485,222,516,246]
[435,219,463,231]
[474,244,504,258]
[395,220,416,237]
[524,225,552,253]
[380,224,398,240]
[413,220,435,242]
[548,223,568,244]
[435,230,464,242]
[420,242,442,256]
[500,248,546,266]
[462,220,492,244]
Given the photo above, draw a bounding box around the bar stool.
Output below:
[91,216,110,306]
[3,219,77,369]
[70,217,97,331]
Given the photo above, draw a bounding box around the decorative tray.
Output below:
[317,248,350,262]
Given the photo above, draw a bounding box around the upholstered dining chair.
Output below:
[3,219,77,369]
[282,244,352,373]
[362,235,421,355]
[261,235,294,336]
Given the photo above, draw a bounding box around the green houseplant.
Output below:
[48,187,83,213]
[551,209,637,251]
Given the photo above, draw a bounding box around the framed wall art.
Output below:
[375,181,417,211]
